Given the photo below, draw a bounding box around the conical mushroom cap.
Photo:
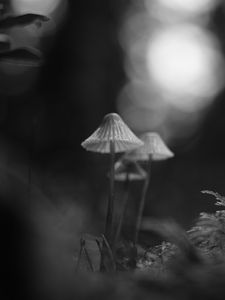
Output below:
[113,159,147,181]
[124,132,174,161]
[81,113,143,153]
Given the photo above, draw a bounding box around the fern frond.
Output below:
[188,209,225,252]
[141,218,201,263]
[201,190,225,207]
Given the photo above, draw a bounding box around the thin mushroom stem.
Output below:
[113,172,129,250]
[134,154,152,245]
[101,234,116,271]
[105,140,115,244]
[28,116,36,202]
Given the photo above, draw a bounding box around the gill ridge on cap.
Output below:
[81,113,144,153]
[122,132,174,161]
[139,132,174,157]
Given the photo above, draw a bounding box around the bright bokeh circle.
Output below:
[153,0,218,15]
[146,25,224,111]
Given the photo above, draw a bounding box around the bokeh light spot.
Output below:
[149,0,219,16]
[146,25,225,111]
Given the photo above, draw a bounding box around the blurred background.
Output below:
[1,0,225,298]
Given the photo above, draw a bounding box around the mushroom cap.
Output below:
[113,159,147,181]
[81,113,143,153]
[124,132,174,161]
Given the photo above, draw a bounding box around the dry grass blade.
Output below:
[76,238,95,272]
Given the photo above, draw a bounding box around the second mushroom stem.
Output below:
[134,154,152,245]
[113,172,129,249]
[105,140,115,245]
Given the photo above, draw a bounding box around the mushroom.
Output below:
[81,113,143,244]
[114,158,147,182]
[126,132,174,244]
[113,158,147,246]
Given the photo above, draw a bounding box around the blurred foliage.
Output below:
[0,12,49,65]
[73,190,225,300]
[0,14,49,29]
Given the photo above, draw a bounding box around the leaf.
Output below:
[201,190,225,207]
[0,14,49,29]
[0,47,43,66]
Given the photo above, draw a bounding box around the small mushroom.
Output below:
[124,132,174,162]
[114,159,147,182]
[81,113,143,244]
[113,158,147,246]
[128,132,174,244]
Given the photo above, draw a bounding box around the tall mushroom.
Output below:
[81,113,143,244]
[127,132,174,244]
[113,158,147,246]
